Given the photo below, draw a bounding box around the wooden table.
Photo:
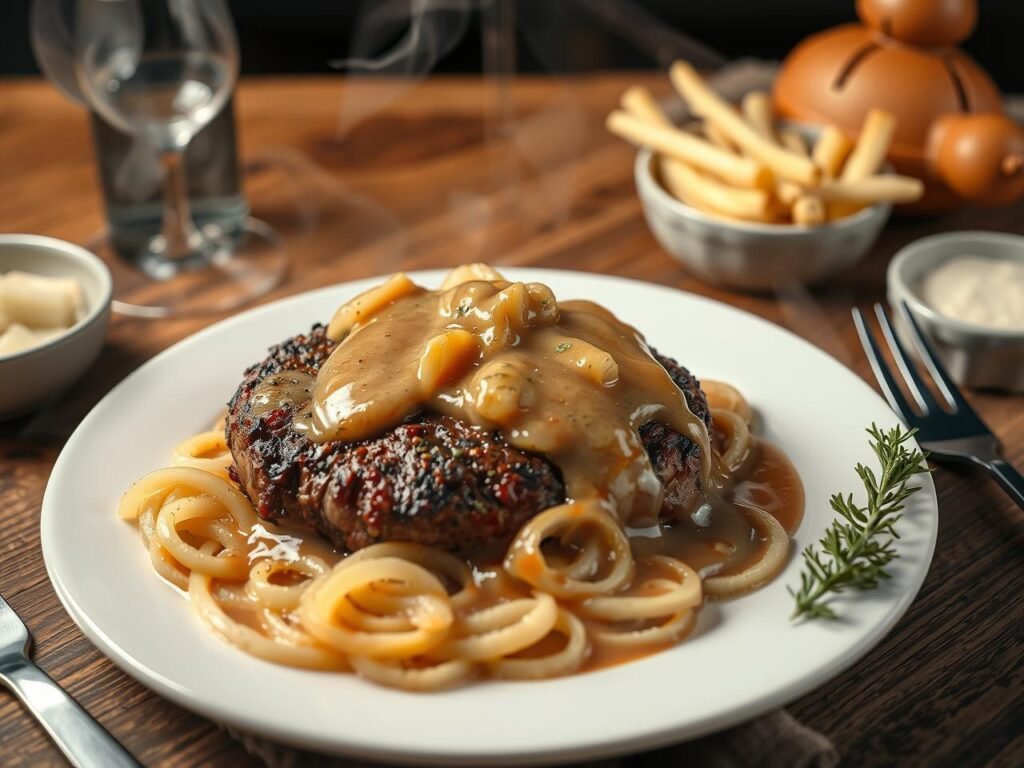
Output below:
[0,75,1021,768]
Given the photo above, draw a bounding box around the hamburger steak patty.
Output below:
[226,325,711,552]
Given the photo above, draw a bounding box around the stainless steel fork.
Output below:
[853,302,1024,509]
[0,592,140,768]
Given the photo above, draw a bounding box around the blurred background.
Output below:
[2,0,1023,90]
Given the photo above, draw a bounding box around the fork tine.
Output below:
[873,303,937,415]
[852,307,914,424]
[898,301,977,415]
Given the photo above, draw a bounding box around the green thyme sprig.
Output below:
[790,424,929,621]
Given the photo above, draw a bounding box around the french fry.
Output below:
[669,61,819,186]
[684,197,752,223]
[618,89,774,220]
[658,157,773,221]
[741,91,775,141]
[620,86,672,128]
[770,136,807,208]
[841,109,896,181]
[832,109,897,216]
[619,85,745,160]
[654,163,701,209]
[608,65,923,226]
[792,195,826,225]
[606,110,771,189]
[616,90,772,219]
[776,182,803,206]
[812,125,854,178]
[775,132,825,221]
[703,121,737,152]
[780,130,809,157]
[815,174,924,204]
[741,99,818,219]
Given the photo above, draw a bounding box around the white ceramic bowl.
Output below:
[0,234,112,418]
[887,231,1024,392]
[634,147,892,291]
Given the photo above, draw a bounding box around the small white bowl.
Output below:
[887,231,1024,392]
[634,147,891,291]
[0,234,112,418]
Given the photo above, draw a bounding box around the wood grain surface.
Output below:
[0,75,1021,767]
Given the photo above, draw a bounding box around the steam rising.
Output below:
[332,0,473,74]
[328,0,729,264]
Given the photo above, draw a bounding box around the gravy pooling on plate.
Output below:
[175,431,803,674]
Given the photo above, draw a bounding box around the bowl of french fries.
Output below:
[0,234,112,418]
[609,61,924,291]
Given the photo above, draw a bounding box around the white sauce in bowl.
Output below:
[921,256,1024,331]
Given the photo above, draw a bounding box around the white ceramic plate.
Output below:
[41,269,938,766]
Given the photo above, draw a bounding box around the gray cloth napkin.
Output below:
[224,709,838,768]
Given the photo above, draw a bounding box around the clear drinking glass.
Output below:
[72,0,285,317]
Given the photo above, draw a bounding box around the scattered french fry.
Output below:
[669,61,820,186]
[607,60,923,226]
[812,126,854,178]
[607,110,771,189]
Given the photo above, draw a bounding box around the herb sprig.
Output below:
[790,424,929,621]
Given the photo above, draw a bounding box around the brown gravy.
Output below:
[261,271,711,525]
[463,438,804,672]
[630,440,804,577]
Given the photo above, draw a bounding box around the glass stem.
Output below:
[159,148,200,260]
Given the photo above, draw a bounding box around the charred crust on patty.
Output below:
[226,324,710,552]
